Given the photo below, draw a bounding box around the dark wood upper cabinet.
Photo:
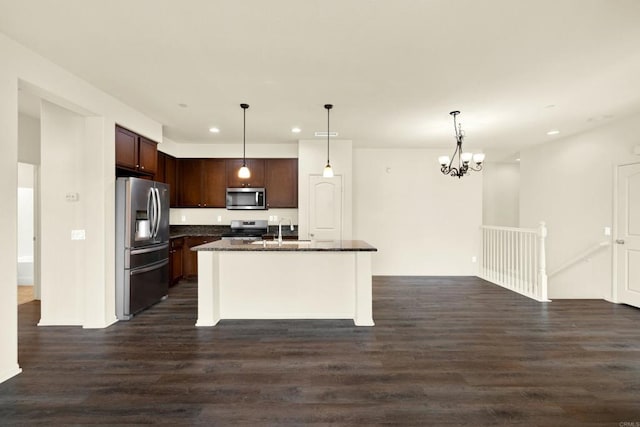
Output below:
[115,125,157,177]
[226,158,265,188]
[115,126,138,170]
[265,159,298,208]
[157,151,178,207]
[138,136,157,175]
[177,158,226,208]
[165,154,177,207]
[202,159,227,207]
[175,157,297,209]
[156,151,167,183]
[178,159,204,207]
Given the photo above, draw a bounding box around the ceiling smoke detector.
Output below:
[314,131,338,137]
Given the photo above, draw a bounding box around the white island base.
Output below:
[194,240,376,327]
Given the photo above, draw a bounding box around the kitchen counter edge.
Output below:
[192,239,377,252]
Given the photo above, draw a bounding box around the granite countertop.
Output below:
[170,225,298,240]
[192,239,377,252]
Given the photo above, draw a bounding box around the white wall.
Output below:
[520,112,640,299]
[18,113,40,164]
[39,101,85,324]
[483,162,520,227]
[170,142,298,158]
[298,139,353,240]
[0,31,163,382]
[0,65,21,383]
[353,148,483,275]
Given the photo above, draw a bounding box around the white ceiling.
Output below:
[2,0,640,156]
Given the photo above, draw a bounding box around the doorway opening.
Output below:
[17,162,35,304]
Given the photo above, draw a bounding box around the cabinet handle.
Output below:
[203,203,207,207]
[141,166,145,170]
[136,164,140,168]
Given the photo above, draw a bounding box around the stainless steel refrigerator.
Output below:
[115,177,170,320]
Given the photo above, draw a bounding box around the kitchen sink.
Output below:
[251,240,312,245]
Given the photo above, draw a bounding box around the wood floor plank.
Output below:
[1,276,640,425]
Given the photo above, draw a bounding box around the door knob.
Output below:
[616,239,625,244]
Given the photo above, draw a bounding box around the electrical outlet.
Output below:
[273,215,278,222]
[217,215,222,223]
[604,227,611,236]
[471,256,477,263]
[71,229,86,240]
[269,215,274,222]
[181,215,186,223]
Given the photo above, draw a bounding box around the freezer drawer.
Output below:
[127,243,169,269]
[116,259,169,320]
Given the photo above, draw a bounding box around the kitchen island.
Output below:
[192,239,377,327]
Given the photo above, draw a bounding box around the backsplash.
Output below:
[169,208,298,226]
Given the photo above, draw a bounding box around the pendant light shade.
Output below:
[238,164,251,179]
[322,104,334,178]
[238,103,251,179]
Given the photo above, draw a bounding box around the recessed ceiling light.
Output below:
[291,127,301,133]
[547,129,560,135]
[516,158,521,162]
[314,131,338,137]
[209,127,220,133]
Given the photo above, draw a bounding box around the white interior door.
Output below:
[309,175,342,240]
[616,162,640,308]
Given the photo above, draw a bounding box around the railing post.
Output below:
[537,221,548,301]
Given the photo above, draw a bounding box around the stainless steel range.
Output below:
[221,220,269,241]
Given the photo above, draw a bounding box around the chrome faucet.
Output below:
[278,217,294,244]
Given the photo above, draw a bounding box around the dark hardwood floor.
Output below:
[1,277,640,426]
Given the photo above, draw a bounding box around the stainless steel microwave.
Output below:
[226,187,266,210]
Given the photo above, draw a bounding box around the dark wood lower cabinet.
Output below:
[169,237,184,286]
[183,236,219,278]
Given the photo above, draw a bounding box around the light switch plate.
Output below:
[604,227,611,236]
[65,192,79,202]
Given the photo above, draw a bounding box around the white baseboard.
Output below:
[0,364,22,384]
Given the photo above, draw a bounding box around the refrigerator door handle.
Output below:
[154,188,162,238]
[151,187,158,238]
[147,188,155,238]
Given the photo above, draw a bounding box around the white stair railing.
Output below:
[548,241,611,278]
[479,222,550,302]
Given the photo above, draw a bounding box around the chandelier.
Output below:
[438,111,485,178]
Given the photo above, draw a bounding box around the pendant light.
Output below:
[238,103,251,179]
[323,104,334,178]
